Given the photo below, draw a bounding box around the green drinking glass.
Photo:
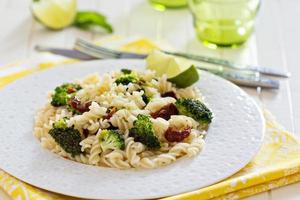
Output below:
[149,0,187,10]
[188,0,261,48]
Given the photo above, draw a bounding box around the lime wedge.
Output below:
[167,65,199,88]
[31,0,77,30]
[146,50,199,88]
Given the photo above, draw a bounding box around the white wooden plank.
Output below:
[159,9,190,50]
[220,36,261,102]
[255,0,294,133]
[95,0,129,37]
[271,182,300,200]
[243,192,269,200]
[5,0,30,8]
[27,22,67,58]
[64,0,97,47]
[126,0,163,41]
[277,0,300,136]
[0,6,33,65]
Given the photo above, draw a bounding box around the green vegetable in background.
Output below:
[73,11,113,33]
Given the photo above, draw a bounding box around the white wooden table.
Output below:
[0,0,299,199]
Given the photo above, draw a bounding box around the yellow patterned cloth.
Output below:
[0,38,300,200]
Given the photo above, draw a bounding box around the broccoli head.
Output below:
[121,68,132,74]
[49,124,82,157]
[129,114,161,149]
[115,74,138,85]
[60,83,82,92]
[52,118,68,129]
[99,130,125,152]
[51,83,82,107]
[175,98,213,127]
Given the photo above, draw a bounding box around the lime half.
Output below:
[32,0,77,30]
[167,65,199,88]
[146,50,199,88]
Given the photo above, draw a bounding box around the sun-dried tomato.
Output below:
[161,91,177,99]
[151,103,178,120]
[67,87,77,94]
[82,129,89,138]
[68,97,92,113]
[104,107,117,120]
[165,127,191,142]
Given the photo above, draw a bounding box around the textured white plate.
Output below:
[0,60,264,200]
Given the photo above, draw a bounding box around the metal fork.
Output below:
[74,38,290,78]
[71,39,279,89]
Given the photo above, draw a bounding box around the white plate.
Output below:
[0,60,264,200]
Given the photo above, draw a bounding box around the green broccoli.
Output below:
[49,123,82,157]
[60,83,82,91]
[121,68,132,74]
[129,114,161,149]
[115,74,138,85]
[99,130,125,152]
[52,118,68,129]
[175,98,213,127]
[51,83,82,107]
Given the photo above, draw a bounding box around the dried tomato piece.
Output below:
[67,87,77,94]
[151,103,178,120]
[68,97,92,113]
[165,127,191,142]
[104,107,117,120]
[82,128,89,138]
[161,91,177,99]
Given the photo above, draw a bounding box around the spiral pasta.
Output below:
[34,69,211,169]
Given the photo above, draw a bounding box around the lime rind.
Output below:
[167,65,199,88]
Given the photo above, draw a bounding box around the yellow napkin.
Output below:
[1,38,300,200]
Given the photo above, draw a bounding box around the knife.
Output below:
[35,45,280,89]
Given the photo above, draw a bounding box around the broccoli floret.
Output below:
[115,74,138,85]
[175,98,213,127]
[51,83,82,107]
[49,125,82,157]
[53,118,68,129]
[129,114,161,149]
[99,130,125,152]
[121,68,132,74]
[60,83,82,91]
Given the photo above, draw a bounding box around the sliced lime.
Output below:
[167,65,199,88]
[146,50,199,88]
[31,0,77,30]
